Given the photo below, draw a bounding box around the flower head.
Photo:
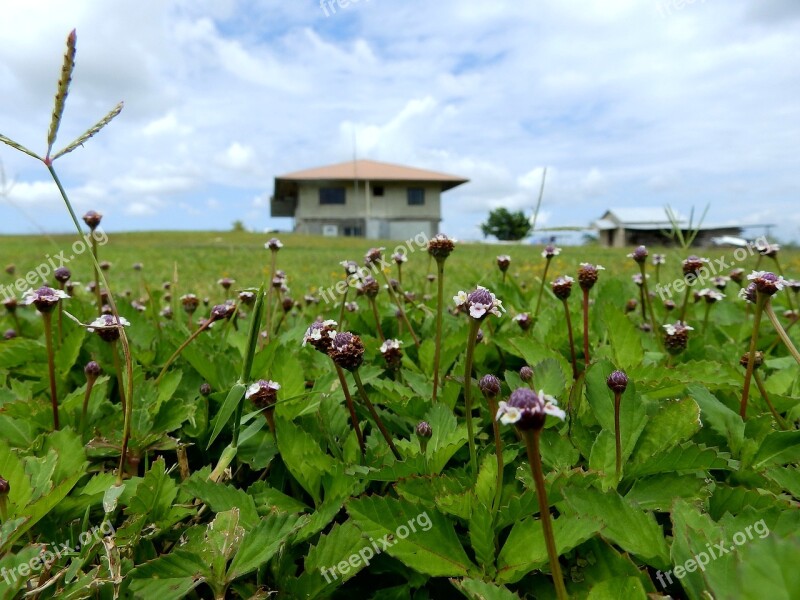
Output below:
[739,351,764,369]
[755,241,779,257]
[747,271,785,296]
[712,276,729,290]
[302,319,338,352]
[427,234,456,261]
[239,291,256,306]
[328,331,365,371]
[541,245,561,259]
[479,374,501,398]
[82,210,102,230]
[729,268,745,284]
[513,312,532,331]
[606,370,628,394]
[218,277,235,290]
[87,314,130,343]
[682,255,709,278]
[54,267,71,283]
[84,360,102,380]
[22,286,69,314]
[209,302,236,322]
[496,255,511,272]
[381,338,403,368]
[632,273,649,287]
[496,388,565,430]
[266,238,283,251]
[364,247,386,267]
[393,252,408,264]
[663,321,694,355]
[360,275,380,298]
[578,263,605,291]
[415,421,432,439]
[628,245,648,264]
[246,380,281,409]
[652,254,666,266]
[181,294,200,314]
[4,329,17,340]
[551,276,574,300]
[453,286,505,320]
[739,283,758,304]
[519,366,534,382]
[697,288,725,304]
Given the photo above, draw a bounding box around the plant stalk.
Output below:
[432,259,445,403]
[463,319,480,477]
[334,363,366,458]
[562,299,578,380]
[352,369,401,460]
[764,300,800,366]
[42,312,59,430]
[740,293,767,419]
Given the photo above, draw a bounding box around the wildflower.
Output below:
[4,329,16,340]
[697,288,725,304]
[0,476,9,494]
[541,245,561,259]
[340,260,359,276]
[606,370,628,394]
[748,271,785,296]
[513,312,532,331]
[712,276,729,290]
[364,247,386,267]
[453,286,505,320]
[479,374,501,398]
[415,421,432,439]
[281,297,294,313]
[22,286,69,314]
[209,302,236,322]
[380,338,403,369]
[246,380,281,410]
[625,298,638,313]
[160,306,173,319]
[628,245,648,264]
[181,294,200,314]
[54,267,71,283]
[304,294,319,306]
[265,238,283,251]
[4,264,14,275]
[496,255,511,272]
[739,283,758,304]
[200,383,212,396]
[3,298,17,313]
[652,254,666,266]
[87,314,131,343]
[131,300,147,312]
[663,321,694,355]
[302,319,338,352]
[520,366,533,382]
[663,299,676,311]
[84,360,102,379]
[345,301,358,312]
[578,263,604,291]
[755,241,779,257]
[496,388,565,430]
[632,273,649,287]
[739,351,764,369]
[218,277,235,291]
[82,210,102,230]
[682,255,708,278]
[132,262,143,271]
[393,252,408,264]
[328,331,365,372]
[99,261,111,271]
[785,280,800,293]
[729,268,745,284]
[427,234,456,261]
[426,274,436,283]
[550,276,573,300]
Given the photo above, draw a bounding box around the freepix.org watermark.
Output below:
[320,0,371,18]
[655,518,769,588]
[320,510,432,584]
[0,228,108,303]
[1,521,115,585]
[655,236,768,301]
[317,231,431,305]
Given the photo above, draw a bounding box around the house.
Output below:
[592,208,744,248]
[271,159,469,240]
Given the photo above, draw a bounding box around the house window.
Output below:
[319,188,346,205]
[407,187,425,206]
[343,225,363,237]
[373,185,385,197]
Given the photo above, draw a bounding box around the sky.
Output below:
[0,0,799,243]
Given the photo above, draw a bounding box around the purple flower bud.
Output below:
[739,351,763,369]
[364,247,385,267]
[479,374,501,398]
[3,329,17,340]
[82,210,102,230]
[427,234,455,261]
[663,321,694,355]
[54,267,71,283]
[519,366,534,382]
[496,388,565,431]
[606,370,628,394]
[266,238,283,251]
[84,360,102,380]
[0,476,9,494]
[415,421,432,439]
[218,277,235,291]
[578,263,604,291]
[246,379,281,409]
[328,331,365,371]
[682,255,708,278]
[4,264,14,275]
[551,276,573,300]
[513,312,532,331]
[628,245,648,264]
[496,255,511,272]
[210,303,236,322]
[99,261,111,271]
[199,383,212,396]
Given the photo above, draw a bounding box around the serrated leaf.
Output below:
[496,515,601,584]
[468,505,496,576]
[626,442,737,478]
[451,577,521,599]
[688,384,745,456]
[125,457,177,523]
[227,512,305,580]
[347,495,474,577]
[129,550,208,600]
[182,476,260,529]
[630,396,701,465]
[753,430,800,468]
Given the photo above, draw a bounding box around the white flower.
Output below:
[21,287,70,305]
[496,401,522,425]
[380,339,402,353]
[453,291,468,307]
[87,315,130,332]
[748,271,786,291]
[541,246,562,258]
[245,380,280,400]
[580,263,605,270]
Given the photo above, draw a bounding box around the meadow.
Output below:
[0,227,798,600]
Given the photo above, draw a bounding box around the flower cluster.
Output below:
[578,263,604,291]
[453,286,505,320]
[246,380,281,409]
[496,388,565,431]
[748,271,785,296]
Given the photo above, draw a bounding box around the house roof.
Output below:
[275,159,469,191]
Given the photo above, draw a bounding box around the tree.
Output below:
[480,208,532,241]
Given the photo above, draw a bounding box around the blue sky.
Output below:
[0,0,799,242]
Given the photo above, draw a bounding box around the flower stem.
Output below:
[522,429,568,600]
[380,271,419,347]
[432,259,445,404]
[334,363,366,458]
[42,312,59,430]
[679,282,692,322]
[533,259,552,322]
[581,289,590,365]
[614,391,622,483]
[112,340,126,414]
[764,300,800,366]
[464,319,480,477]
[352,369,401,460]
[368,297,385,342]
[91,236,101,309]
[753,371,787,430]
[562,299,578,379]
[80,377,96,438]
[264,251,277,344]
[639,264,659,335]
[338,284,349,329]
[740,293,767,419]
[487,398,504,513]
[156,318,214,384]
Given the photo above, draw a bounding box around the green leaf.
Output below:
[206,382,246,448]
[531,358,567,399]
[424,402,468,474]
[496,515,601,584]
[55,326,85,375]
[125,457,177,523]
[347,496,474,577]
[587,576,647,600]
[753,430,800,468]
[183,476,260,529]
[227,511,305,580]
[0,338,45,369]
[601,302,643,370]
[204,509,245,579]
[129,550,208,600]
[625,473,710,511]
[625,442,737,478]
[562,486,670,569]
[451,577,522,599]
[275,416,335,505]
[629,396,701,464]
[688,385,745,455]
[468,504,496,577]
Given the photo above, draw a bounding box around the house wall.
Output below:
[294,180,442,239]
